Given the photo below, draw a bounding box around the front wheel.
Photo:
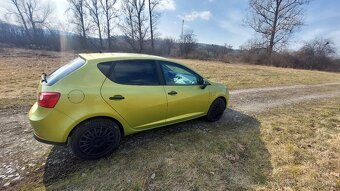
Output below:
[206,98,226,122]
[70,118,121,160]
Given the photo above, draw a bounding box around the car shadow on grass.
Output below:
[43,109,272,190]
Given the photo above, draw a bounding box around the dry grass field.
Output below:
[0,48,74,108]
[177,59,340,90]
[0,48,339,190]
[1,48,339,108]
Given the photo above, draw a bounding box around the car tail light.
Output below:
[38,92,61,108]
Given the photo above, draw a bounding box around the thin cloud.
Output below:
[179,11,213,22]
[158,0,176,11]
[218,20,249,37]
[218,10,250,37]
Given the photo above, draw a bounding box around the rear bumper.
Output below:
[34,134,66,146]
[29,102,75,143]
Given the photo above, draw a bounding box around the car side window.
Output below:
[109,60,160,85]
[161,62,202,85]
[97,62,113,78]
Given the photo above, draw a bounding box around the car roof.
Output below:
[78,53,169,62]
[78,52,205,78]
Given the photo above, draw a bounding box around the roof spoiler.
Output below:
[78,54,87,61]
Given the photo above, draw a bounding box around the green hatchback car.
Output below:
[29,53,229,159]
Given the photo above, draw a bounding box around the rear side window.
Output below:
[97,62,113,78]
[109,60,159,85]
[46,57,85,86]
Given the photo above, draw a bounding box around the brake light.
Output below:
[38,92,61,108]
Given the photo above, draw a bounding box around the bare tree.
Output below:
[132,0,149,53]
[86,0,103,48]
[161,37,175,56]
[120,0,149,53]
[100,0,118,50]
[207,44,220,57]
[179,30,197,58]
[297,38,336,70]
[224,43,233,53]
[147,0,161,53]
[7,0,52,44]
[246,0,310,55]
[120,0,138,51]
[300,38,335,57]
[23,0,52,43]
[68,0,88,48]
[8,0,31,41]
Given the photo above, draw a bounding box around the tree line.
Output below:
[0,0,338,71]
[1,0,198,56]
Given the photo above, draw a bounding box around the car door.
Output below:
[159,61,210,124]
[100,60,167,130]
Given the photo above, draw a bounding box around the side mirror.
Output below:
[200,79,209,89]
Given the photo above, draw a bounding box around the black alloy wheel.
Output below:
[206,98,226,122]
[70,118,121,160]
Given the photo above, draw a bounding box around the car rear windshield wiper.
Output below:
[41,73,47,83]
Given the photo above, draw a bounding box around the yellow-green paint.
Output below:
[28,53,229,144]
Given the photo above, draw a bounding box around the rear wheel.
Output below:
[206,98,226,122]
[70,118,121,160]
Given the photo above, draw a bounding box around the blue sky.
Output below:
[1,0,340,52]
[157,0,340,51]
[158,0,252,47]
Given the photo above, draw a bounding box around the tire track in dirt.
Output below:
[231,91,340,113]
[228,82,340,114]
[230,82,340,95]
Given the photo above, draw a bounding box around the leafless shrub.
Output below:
[296,38,338,71]
[239,37,339,72]
[160,37,175,56]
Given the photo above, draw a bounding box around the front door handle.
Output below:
[109,95,125,100]
[168,91,178,95]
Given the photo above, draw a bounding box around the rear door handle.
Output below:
[109,95,125,100]
[168,91,178,95]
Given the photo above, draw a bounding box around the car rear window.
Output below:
[46,57,85,86]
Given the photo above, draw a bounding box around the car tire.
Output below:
[70,118,121,160]
[206,98,226,122]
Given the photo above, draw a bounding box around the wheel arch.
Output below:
[210,95,227,108]
[217,96,227,106]
[67,116,125,142]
